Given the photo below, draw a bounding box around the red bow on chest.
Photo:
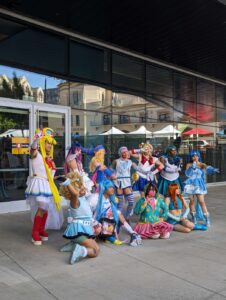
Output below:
[45,157,56,170]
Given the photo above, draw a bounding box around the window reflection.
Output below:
[1,63,226,199]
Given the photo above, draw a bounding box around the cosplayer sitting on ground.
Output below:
[58,172,101,265]
[95,179,142,246]
[25,128,64,246]
[130,143,164,197]
[165,183,207,232]
[184,150,219,227]
[133,183,173,239]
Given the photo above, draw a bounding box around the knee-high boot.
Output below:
[32,215,42,246]
[39,212,48,241]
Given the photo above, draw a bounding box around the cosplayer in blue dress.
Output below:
[158,145,183,196]
[63,196,94,239]
[58,172,100,265]
[183,150,219,227]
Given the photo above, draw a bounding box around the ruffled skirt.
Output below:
[81,172,94,193]
[25,176,52,199]
[26,176,64,230]
[157,176,182,196]
[134,221,173,239]
[183,178,207,195]
[63,219,94,239]
[133,177,149,192]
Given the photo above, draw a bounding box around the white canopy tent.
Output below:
[0,129,29,137]
[152,125,181,137]
[99,127,125,135]
[128,125,152,135]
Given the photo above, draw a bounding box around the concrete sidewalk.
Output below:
[0,186,226,300]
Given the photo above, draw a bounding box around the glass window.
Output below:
[216,85,226,109]
[197,79,215,106]
[0,21,66,74]
[112,53,145,92]
[69,82,111,112]
[146,65,173,99]
[70,41,110,83]
[0,65,68,105]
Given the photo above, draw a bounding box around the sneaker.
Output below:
[105,236,122,245]
[151,233,160,239]
[70,244,86,265]
[60,241,75,252]
[40,232,48,242]
[31,238,42,246]
[130,233,142,247]
[160,232,170,239]
[136,234,142,245]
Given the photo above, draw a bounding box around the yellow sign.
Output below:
[12,137,29,155]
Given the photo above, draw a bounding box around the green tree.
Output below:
[12,72,25,100]
[0,114,17,133]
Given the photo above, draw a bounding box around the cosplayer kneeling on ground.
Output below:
[95,179,142,246]
[25,128,64,246]
[133,183,173,239]
[58,172,101,265]
[165,184,207,232]
[184,150,219,227]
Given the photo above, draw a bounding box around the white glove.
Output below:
[147,172,154,182]
[31,139,38,150]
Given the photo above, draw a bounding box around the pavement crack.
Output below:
[103,244,226,299]
[0,248,60,300]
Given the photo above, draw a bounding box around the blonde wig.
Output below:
[59,172,83,200]
[89,149,105,172]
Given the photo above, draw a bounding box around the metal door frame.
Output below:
[0,97,71,213]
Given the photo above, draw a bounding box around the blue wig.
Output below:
[165,145,177,155]
[95,179,119,224]
[188,150,201,162]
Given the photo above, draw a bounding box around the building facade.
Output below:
[0,2,226,211]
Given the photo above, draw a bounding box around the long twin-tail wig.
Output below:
[95,179,119,224]
[89,149,105,172]
[39,134,62,211]
[64,144,83,175]
[166,183,185,209]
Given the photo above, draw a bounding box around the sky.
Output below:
[0,65,64,89]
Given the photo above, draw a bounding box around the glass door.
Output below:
[34,103,71,173]
[0,99,32,202]
[0,98,70,208]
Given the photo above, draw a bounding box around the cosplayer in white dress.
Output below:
[25,128,64,245]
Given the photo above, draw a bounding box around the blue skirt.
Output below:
[63,220,94,240]
[157,176,183,196]
[183,178,207,195]
[133,177,157,192]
